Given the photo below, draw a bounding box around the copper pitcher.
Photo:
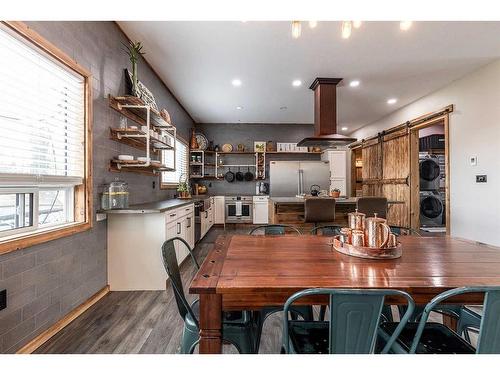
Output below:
[364,213,391,248]
[348,209,366,230]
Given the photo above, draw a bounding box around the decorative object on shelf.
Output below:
[222,143,233,152]
[330,188,341,198]
[254,141,266,152]
[197,185,207,194]
[124,69,159,112]
[190,128,199,149]
[117,154,134,161]
[214,144,220,152]
[101,179,129,210]
[123,40,145,96]
[160,109,171,124]
[208,141,214,151]
[237,143,245,152]
[266,141,275,152]
[195,133,208,150]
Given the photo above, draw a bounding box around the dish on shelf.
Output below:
[137,157,149,163]
[117,154,134,161]
[160,109,171,124]
[195,133,209,150]
[222,143,233,152]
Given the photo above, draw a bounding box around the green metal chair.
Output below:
[379,286,500,354]
[281,288,415,354]
[310,225,343,236]
[249,224,302,235]
[161,237,258,353]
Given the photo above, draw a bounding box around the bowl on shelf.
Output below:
[117,154,134,161]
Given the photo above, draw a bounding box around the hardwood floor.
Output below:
[35,225,286,354]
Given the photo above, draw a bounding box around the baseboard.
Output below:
[16,285,110,354]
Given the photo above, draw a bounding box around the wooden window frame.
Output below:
[0,21,93,255]
[160,136,189,189]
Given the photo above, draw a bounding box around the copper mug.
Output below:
[364,213,391,248]
[351,230,365,247]
[386,233,397,248]
[340,227,352,244]
[348,209,366,230]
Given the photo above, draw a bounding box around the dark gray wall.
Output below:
[195,123,319,195]
[0,21,194,353]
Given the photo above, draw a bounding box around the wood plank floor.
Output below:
[35,225,477,354]
[35,225,287,354]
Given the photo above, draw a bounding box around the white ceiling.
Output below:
[118,21,500,133]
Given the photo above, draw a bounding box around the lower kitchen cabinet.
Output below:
[107,203,194,291]
[253,196,269,224]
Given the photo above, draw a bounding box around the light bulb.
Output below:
[291,21,301,39]
[353,21,362,29]
[308,21,318,29]
[400,21,413,31]
[341,21,352,39]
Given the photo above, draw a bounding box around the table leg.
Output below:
[199,294,222,354]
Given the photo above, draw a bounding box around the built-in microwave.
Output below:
[225,196,253,223]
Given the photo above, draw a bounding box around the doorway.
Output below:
[409,116,450,235]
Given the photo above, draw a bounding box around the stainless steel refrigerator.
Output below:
[269,161,330,196]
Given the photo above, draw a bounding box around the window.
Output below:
[161,138,189,186]
[0,22,92,254]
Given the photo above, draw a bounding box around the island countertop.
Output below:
[101,195,213,214]
[269,196,403,204]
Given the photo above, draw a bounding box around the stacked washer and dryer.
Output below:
[419,153,445,227]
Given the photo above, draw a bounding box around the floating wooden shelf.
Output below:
[110,159,174,176]
[109,128,174,152]
[265,151,322,154]
[109,95,176,133]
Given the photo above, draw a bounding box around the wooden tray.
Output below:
[329,236,402,260]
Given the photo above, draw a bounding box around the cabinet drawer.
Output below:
[253,196,269,202]
[180,204,194,217]
[166,208,180,224]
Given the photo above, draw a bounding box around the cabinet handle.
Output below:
[187,217,191,228]
[169,213,176,217]
[185,208,190,211]
[177,222,181,235]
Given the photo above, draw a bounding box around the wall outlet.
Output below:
[96,213,107,222]
[476,175,487,183]
[0,289,6,311]
[469,156,477,166]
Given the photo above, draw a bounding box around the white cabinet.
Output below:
[253,196,269,224]
[214,196,225,224]
[322,150,347,196]
[165,204,194,265]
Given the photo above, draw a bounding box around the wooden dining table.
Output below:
[189,234,500,354]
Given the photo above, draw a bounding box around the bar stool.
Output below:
[304,198,336,234]
[357,197,388,218]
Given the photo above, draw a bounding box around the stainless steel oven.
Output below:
[225,196,253,223]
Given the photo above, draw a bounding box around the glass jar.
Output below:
[101,179,129,210]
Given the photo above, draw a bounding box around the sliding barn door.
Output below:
[362,129,411,227]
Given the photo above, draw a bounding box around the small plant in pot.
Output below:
[330,188,341,198]
[177,181,189,198]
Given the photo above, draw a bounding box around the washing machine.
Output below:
[420,191,444,227]
[419,155,441,191]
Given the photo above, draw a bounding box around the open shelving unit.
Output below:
[108,95,177,175]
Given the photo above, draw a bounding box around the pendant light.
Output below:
[291,21,301,39]
[341,21,352,39]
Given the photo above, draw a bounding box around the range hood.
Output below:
[297,77,357,147]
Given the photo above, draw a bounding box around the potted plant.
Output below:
[177,181,188,198]
[330,188,341,198]
[123,40,145,96]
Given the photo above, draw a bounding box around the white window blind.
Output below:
[0,26,85,184]
[162,139,188,185]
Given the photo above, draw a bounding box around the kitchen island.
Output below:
[268,196,403,227]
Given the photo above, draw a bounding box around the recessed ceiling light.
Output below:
[341,127,348,131]
[341,21,352,39]
[291,21,301,39]
[400,21,413,31]
[231,79,242,87]
[236,106,243,110]
[349,80,360,87]
[353,21,362,29]
[292,80,302,87]
[308,21,318,29]
[387,98,397,105]
[280,106,288,110]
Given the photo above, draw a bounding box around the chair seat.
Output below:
[186,299,247,327]
[380,322,475,354]
[288,321,330,354]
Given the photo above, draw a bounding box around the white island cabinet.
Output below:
[107,202,194,291]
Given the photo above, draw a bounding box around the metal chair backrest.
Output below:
[357,197,388,219]
[249,224,302,235]
[304,198,336,223]
[310,225,342,236]
[409,286,500,354]
[161,237,200,327]
[282,288,415,354]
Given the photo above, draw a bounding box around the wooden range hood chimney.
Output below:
[297,77,357,147]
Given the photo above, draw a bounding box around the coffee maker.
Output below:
[255,182,269,195]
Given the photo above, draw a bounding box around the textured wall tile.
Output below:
[2,254,36,279]
[0,309,22,335]
[22,293,52,321]
[1,317,36,353]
